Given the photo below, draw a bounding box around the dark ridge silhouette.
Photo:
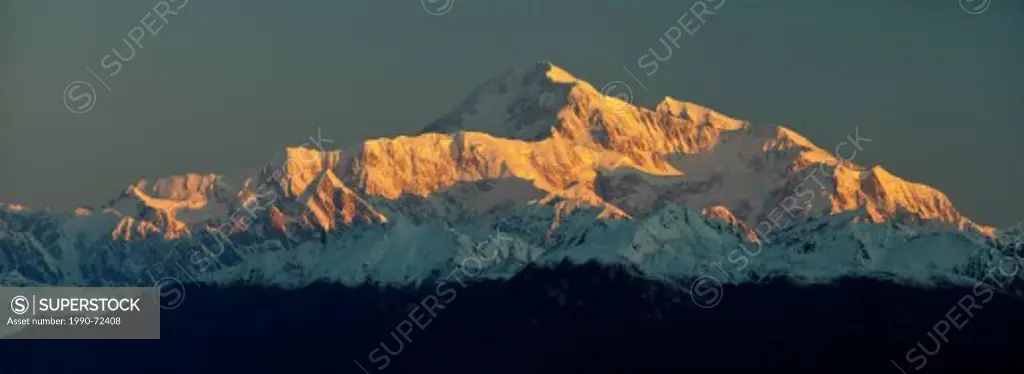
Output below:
[4,262,1024,373]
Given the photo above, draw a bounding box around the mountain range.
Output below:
[1,61,1021,290]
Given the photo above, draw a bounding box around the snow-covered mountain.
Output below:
[1,62,1020,290]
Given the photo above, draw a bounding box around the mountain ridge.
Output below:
[1,61,1017,290]
[0,61,1000,239]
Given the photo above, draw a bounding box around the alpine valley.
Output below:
[2,62,1023,373]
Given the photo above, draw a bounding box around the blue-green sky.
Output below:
[1,0,1021,226]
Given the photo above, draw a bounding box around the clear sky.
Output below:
[1,0,1021,227]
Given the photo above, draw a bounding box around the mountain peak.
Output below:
[420,61,593,141]
[656,97,747,131]
[533,60,578,83]
[133,173,222,200]
[506,60,580,84]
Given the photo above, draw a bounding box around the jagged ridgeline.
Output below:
[1,62,1022,291]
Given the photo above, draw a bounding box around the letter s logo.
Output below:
[63,81,97,114]
[11,295,29,315]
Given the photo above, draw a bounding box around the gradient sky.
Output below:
[1,0,1021,227]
